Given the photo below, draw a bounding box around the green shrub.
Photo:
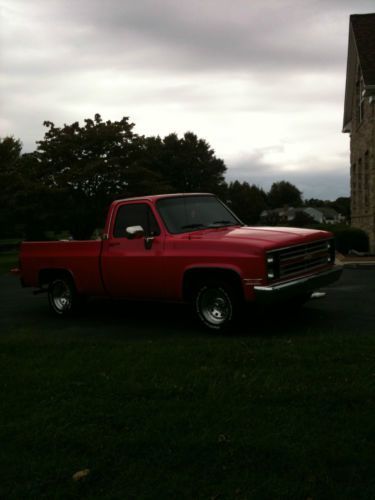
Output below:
[334,227,369,254]
[308,224,369,254]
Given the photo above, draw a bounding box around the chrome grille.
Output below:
[266,238,335,281]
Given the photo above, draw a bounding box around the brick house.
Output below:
[343,13,375,251]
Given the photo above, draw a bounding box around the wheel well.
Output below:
[39,269,75,288]
[182,268,244,301]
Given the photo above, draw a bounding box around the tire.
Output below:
[193,281,241,332]
[48,277,80,316]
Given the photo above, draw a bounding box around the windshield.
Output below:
[156,195,243,234]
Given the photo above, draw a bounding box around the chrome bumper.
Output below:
[253,266,343,304]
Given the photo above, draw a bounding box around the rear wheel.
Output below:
[48,277,79,316]
[194,281,241,332]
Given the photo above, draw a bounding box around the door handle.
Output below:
[108,241,120,247]
[144,237,154,250]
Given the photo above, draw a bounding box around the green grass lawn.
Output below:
[1,321,375,499]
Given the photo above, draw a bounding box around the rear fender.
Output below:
[38,268,76,289]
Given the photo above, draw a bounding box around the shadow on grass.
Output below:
[0,291,341,342]
[1,270,370,341]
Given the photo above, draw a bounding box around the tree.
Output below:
[2,117,229,239]
[34,114,162,238]
[304,198,327,207]
[0,136,23,237]
[290,210,316,228]
[226,181,268,224]
[0,136,22,165]
[0,137,57,239]
[33,118,228,239]
[267,181,303,208]
[330,197,350,220]
[139,132,227,196]
[16,152,62,239]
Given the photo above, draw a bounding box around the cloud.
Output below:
[0,0,372,197]
[47,0,353,74]
[226,149,350,200]
[3,0,369,79]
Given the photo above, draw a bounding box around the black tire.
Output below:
[48,276,80,316]
[193,281,241,332]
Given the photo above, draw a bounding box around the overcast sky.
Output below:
[1,0,374,199]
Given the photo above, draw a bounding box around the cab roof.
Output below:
[111,193,214,207]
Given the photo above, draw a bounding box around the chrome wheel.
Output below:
[49,279,73,315]
[196,285,233,329]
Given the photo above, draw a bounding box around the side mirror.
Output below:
[125,225,145,239]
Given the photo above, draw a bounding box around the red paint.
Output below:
[19,193,338,303]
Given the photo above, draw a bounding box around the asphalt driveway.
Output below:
[1,268,374,337]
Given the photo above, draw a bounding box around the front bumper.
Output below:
[253,266,343,304]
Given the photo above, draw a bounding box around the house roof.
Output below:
[318,207,339,218]
[343,13,375,132]
[351,14,375,85]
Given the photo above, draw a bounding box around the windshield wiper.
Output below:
[212,220,234,225]
[206,220,237,228]
[180,223,207,230]
[181,220,238,231]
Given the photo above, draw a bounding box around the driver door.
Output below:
[101,202,165,299]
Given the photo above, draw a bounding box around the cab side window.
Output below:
[113,203,160,238]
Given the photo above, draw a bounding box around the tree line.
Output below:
[0,114,349,240]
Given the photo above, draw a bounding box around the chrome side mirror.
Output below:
[125,225,145,239]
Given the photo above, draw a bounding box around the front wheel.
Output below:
[48,277,80,316]
[194,282,241,332]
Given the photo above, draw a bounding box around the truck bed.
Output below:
[20,240,105,295]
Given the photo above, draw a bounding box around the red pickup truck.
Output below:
[18,193,342,331]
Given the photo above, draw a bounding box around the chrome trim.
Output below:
[266,237,333,255]
[253,266,342,304]
[266,238,335,281]
[144,236,154,250]
[126,225,145,239]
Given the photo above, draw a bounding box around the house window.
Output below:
[360,82,365,122]
[356,74,365,125]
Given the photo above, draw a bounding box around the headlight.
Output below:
[266,253,277,280]
[327,239,335,263]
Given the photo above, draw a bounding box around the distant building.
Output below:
[316,207,345,224]
[260,206,344,225]
[303,207,324,224]
[343,13,375,251]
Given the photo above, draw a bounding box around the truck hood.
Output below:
[189,225,332,251]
